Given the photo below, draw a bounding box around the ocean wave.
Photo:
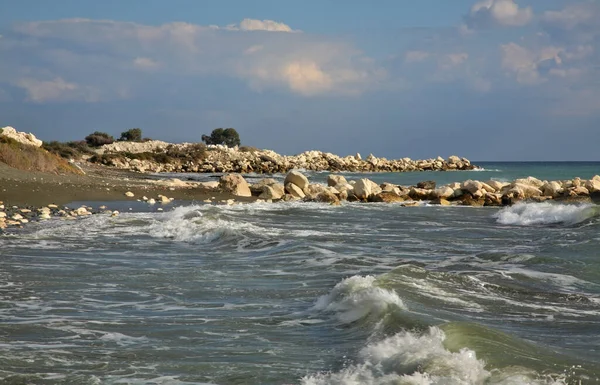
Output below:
[313,276,406,324]
[302,326,567,385]
[147,205,279,245]
[494,202,599,226]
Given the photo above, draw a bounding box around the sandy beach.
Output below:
[0,162,248,207]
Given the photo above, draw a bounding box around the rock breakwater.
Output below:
[93,142,476,174]
[217,171,600,207]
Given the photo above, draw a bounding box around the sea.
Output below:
[1,161,600,385]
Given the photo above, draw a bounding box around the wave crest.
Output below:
[495,202,598,226]
[313,276,406,324]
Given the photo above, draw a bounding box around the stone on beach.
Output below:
[327,175,347,187]
[125,191,135,197]
[285,183,306,199]
[259,184,285,200]
[284,171,309,190]
[219,174,252,197]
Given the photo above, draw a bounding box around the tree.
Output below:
[201,128,240,147]
[119,128,143,142]
[85,131,114,147]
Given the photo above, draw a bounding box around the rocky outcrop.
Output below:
[0,126,43,147]
[94,140,478,175]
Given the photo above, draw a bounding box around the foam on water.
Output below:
[147,205,277,244]
[302,327,566,385]
[495,202,599,226]
[313,276,406,324]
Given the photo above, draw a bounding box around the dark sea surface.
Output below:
[1,162,600,384]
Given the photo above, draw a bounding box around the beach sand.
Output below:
[0,162,249,207]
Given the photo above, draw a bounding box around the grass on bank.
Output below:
[89,143,208,166]
[0,136,82,174]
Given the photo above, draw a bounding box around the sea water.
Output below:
[1,162,600,384]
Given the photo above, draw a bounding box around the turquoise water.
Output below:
[1,162,600,384]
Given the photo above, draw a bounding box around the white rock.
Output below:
[76,207,91,216]
[259,184,285,200]
[125,191,135,197]
[199,181,219,189]
[284,170,309,190]
[462,180,483,194]
[327,174,348,187]
[0,126,43,147]
[0,212,6,218]
[486,180,508,191]
[585,179,600,193]
[434,186,454,199]
[353,179,374,200]
[285,183,306,199]
[219,174,252,197]
[39,213,51,220]
[148,198,156,204]
[515,177,544,188]
[111,210,119,217]
[11,213,23,220]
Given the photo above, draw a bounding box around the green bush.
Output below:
[43,140,94,159]
[85,131,114,147]
[119,128,143,142]
[201,128,240,147]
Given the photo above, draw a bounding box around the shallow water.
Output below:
[1,163,600,384]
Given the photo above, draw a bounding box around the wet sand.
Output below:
[0,162,248,207]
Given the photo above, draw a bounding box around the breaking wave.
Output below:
[495,202,599,226]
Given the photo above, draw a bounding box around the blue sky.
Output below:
[0,0,598,160]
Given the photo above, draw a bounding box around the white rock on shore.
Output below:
[0,126,43,147]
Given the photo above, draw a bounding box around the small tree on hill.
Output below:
[119,128,143,142]
[85,131,114,147]
[201,128,240,148]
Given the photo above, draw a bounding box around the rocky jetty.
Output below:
[215,172,600,207]
[94,142,476,174]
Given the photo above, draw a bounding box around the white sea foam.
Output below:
[148,205,275,244]
[302,327,566,385]
[495,202,598,226]
[313,276,406,323]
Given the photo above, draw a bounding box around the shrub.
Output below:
[201,128,240,147]
[43,140,94,159]
[239,145,259,153]
[85,131,114,147]
[119,128,143,142]
[0,136,81,174]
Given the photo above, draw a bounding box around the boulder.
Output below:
[486,180,508,192]
[430,198,450,206]
[447,155,461,164]
[353,178,378,200]
[416,180,436,190]
[284,170,309,190]
[506,183,542,199]
[462,180,483,194]
[542,181,563,197]
[409,187,432,201]
[305,184,327,198]
[219,174,252,197]
[259,184,285,200]
[250,178,278,194]
[285,183,306,199]
[125,191,134,197]
[327,175,348,187]
[371,192,406,203]
[311,190,340,205]
[0,126,43,147]
[515,177,544,188]
[584,179,600,193]
[199,181,219,189]
[433,186,454,199]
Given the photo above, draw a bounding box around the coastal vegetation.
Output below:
[119,128,143,142]
[43,140,94,159]
[201,128,241,147]
[0,135,81,174]
[85,131,115,147]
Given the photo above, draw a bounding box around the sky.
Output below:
[0,0,598,161]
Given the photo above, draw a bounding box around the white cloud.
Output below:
[465,0,533,29]
[500,43,563,85]
[9,18,380,98]
[15,77,100,102]
[133,57,160,70]
[236,19,297,33]
[404,51,431,63]
[541,4,595,31]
